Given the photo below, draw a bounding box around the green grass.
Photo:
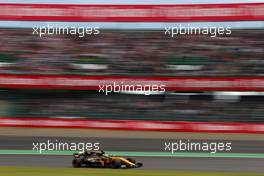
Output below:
[1,167,264,176]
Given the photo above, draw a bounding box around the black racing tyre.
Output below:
[136,162,143,168]
[126,158,136,164]
[110,160,121,169]
[72,158,82,168]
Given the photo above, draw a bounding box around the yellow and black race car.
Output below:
[72,150,143,169]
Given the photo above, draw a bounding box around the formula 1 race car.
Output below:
[72,150,143,169]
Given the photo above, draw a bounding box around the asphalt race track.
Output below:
[0,136,264,173]
[1,155,264,173]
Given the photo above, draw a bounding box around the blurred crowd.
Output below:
[0,29,263,123]
[0,89,263,123]
[0,29,263,76]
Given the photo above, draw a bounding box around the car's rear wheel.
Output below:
[72,158,82,168]
[110,160,121,169]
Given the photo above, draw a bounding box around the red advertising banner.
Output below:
[1,74,264,91]
[0,117,263,134]
[0,3,263,22]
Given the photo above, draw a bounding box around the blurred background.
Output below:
[0,29,263,76]
[0,29,263,123]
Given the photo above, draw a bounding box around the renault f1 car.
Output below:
[72,150,143,169]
